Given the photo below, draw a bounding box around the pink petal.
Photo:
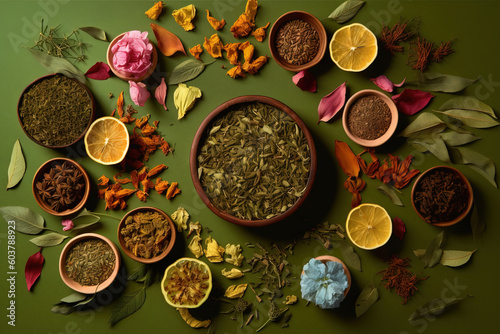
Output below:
[129,81,150,106]
[392,217,406,240]
[25,249,44,291]
[318,82,346,124]
[61,219,74,231]
[85,61,111,80]
[292,70,317,92]
[392,89,434,116]
[370,75,406,93]
[155,77,168,110]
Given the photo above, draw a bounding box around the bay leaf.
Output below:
[434,109,499,128]
[51,304,75,315]
[410,72,478,93]
[339,240,362,271]
[71,208,100,231]
[108,287,146,326]
[399,112,446,137]
[378,184,403,206]
[30,232,68,247]
[449,146,497,188]
[27,49,86,83]
[407,136,450,162]
[79,26,107,41]
[6,139,26,190]
[408,295,472,322]
[328,0,365,24]
[470,202,485,241]
[439,131,481,146]
[168,59,207,85]
[60,292,88,304]
[439,249,476,267]
[419,231,444,268]
[0,206,45,234]
[355,280,378,317]
[439,96,497,119]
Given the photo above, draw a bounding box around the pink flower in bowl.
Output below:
[110,31,153,80]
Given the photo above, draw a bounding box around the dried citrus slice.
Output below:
[346,203,392,250]
[84,116,129,165]
[329,23,378,72]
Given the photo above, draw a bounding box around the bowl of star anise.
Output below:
[32,158,90,216]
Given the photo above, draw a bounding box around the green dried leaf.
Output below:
[79,26,107,41]
[439,96,497,119]
[470,202,485,241]
[449,147,497,188]
[168,59,207,85]
[30,232,68,247]
[439,250,476,267]
[328,0,365,24]
[378,184,403,206]
[60,292,88,304]
[408,295,472,322]
[0,206,45,234]
[410,72,478,93]
[71,208,100,231]
[51,303,76,315]
[128,265,149,282]
[407,136,450,162]
[439,131,481,146]
[6,139,26,190]
[339,240,362,271]
[434,109,499,128]
[27,49,86,83]
[108,287,146,326]
[419,231,444,268]
[355,280,379,317]
[399,112,446,137]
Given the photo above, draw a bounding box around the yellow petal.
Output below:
[224,284,248,299]
[171,207,189,231]
[203,33,224,58]
[145,1,163,20]
[225,244,244,266]
[188,235,204,258]
[172,4,196,31]
[244,0,259,22]
[173,83,202,119]
[221,268,244,279]
[204,236,224,263]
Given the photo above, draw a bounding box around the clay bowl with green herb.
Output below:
[411,166,473,227]
[268,10,327,72]
[32,158,90,217]
[190,95,317,227]
[17,74,96,149]
[59,233,121,294]
[117,207,176,264]
[342,89,398,147]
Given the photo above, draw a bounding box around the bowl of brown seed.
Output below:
[32,158,90,217]
[190,95,317,227]
[268,11,327,72]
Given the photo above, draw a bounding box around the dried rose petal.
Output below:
[85,61,111,80]
[292,70,317,92]
[318,82,346,123]
[392,89,434,116]
[129,81,150,106]
[393,217,406,240]
[25,249,44,291]
[155,77,168,110]
[370,75,405,92]
[61,219,74,231]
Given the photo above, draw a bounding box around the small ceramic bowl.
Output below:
[117,207,176,264]
[161,257,212,309]
[411,166,473,227]
[268,11,327,72]
[107,33,158,82]
[189,95,317,227]
[17,74,96,149]
[342,89,399,147]
[303,255,351,297]
[59,233,121,294]
[32,158,90,217]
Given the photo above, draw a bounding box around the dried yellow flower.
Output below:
[284,295,298,305]
[171,207,189,232]
[230,0,258,38]
[145,1,164,20]
[227,63,246,79]
[224,284,248,299]
[173,83,202,119]
[251,22,270,42]
[172,4,196,31]
[204,236,225,262]
[188,235,204,258]
[223,43,241,65]
[222,268,244,279]
[188,221,202,237]
[225,244,244,266]
[239,41,255,63]
[203,33,224,58]
[206,9,225,30]
[242,55,268,74]
[189,44,203,60]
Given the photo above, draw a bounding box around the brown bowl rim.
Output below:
[268,10,327,72]
[59,233,121,294]
[190,95,317,227]
[32,158,90,217]
[117,206,177,264]
[17,74,96,149]
[411,165,474,227]
[107,32,158,82]
[342,89,399,147]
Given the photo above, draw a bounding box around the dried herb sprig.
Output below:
[256,302,288,332]
[380,19,414,54]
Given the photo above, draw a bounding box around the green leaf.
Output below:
[328,0,365,24]
[79,26,107,41]
[30,232,68,247]
[439,96,497,119]
[470,202,485,241]
[60,292,88,304]
[27,49,86,83]
[168,59,207,85]
[51,303,76,315]
[413,249,426,259]
[71,208,100,231]
[128,265,149,282]
[378,184,403,206]
[439,250,476,267]
[108,287,146,326]
[0,206,45,234]
[419,231,444,268]
[408,136,450,162]
[408,295,472,322]
[434,109,499,128]
[449,147,497,188]
[410,72,478,93]
[399,112,446,137]
[6,139,26,190]
[339,240,362,271]
[355,280,379,317]
[439,131,481,146]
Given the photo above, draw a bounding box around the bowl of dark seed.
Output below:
[411,166,473,227]
[268,11,327,72]
[342,89,398,147]
[190,95,317,227]
[17,74,95,148]
[32,158,90,217]
[59,233,121,294]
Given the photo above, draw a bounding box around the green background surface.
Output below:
[1,0,499,333]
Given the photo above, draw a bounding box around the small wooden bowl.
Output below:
[117,207,176,264]
[268,11,327,72]
[189,95,317,227]
[302,255,351,297]
[342,89,399,147]
[17,74,96,149]
[59,233,121,294]
[411,166,474,227]
[107,33,158,82]
[32,158,90,217]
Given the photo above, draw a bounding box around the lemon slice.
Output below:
[346,203,392,250]
[84,116,129,165]
[330,23,378,72]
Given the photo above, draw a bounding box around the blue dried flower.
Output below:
[300,258,349,309]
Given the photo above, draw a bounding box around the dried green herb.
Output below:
[410,72,478,93]
[439,131,481,146]
[6,139,26,190]
[438,96,497,119]
[434,109,499,128]
[439,250,476,267]
[339,240,362,272]
[108,287,146,327]
[79,26,107,41]
[0,206,45,235]
[449,147,497,188]
[408,295,472,322]
[399,112,446,137]
[355,280,379,317]
[30,232,68,247]
[408,135,450,162]
[168,59,212,85]
[256,302,288,332]
[71,209,101,231]
[417,231,444,268]
[378,184,403,206]
[328,0,365,24]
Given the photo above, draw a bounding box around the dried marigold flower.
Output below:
[251,22,270,42]
[117,91,125,117]
[166,182,181,199]
[242,56,267,74]
[136,190,149,202]
[203,34,224,58]
[206,9,225,30]
[113,173,132,185]
[238,41,255,62]
[227,63,246,79]
[230,0,258,38]
[223,43,241,65]
[172,4,196,31]
[147,164,168,178]
[98,175,110,186]
[189,44,203,60]
[145,1,163,20]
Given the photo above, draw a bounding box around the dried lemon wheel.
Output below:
[346,203,392,250]
[84,116,129,165]
[329,23,378,72]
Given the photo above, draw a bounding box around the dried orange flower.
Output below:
[145,1,163,20]
[242,56,267,74]
[189,44,203,60]
[223,43,241,65]
[98,175,110,187]
[227,63,246,79]
[206,9,225,30]
[203,34,224,58]
[230,0,258,38]
[172,4,196,31]
[117,91,124,117]
[251,22,270,42]
[166,182,181,199]
[239,41,254,62]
